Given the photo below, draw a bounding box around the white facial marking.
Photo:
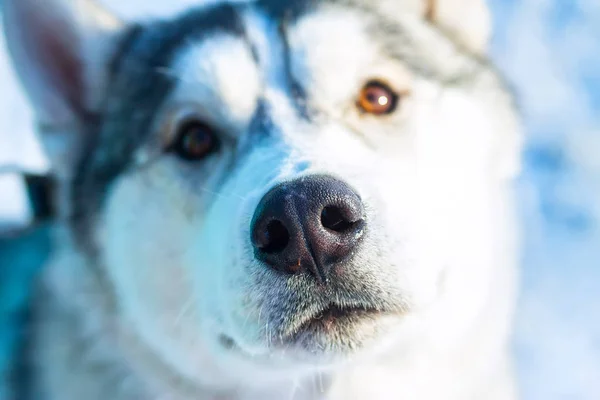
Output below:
[168,34,261,133]
[288,7,377,114]
[287,6,414,129]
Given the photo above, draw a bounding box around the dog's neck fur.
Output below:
[20,224,517,400]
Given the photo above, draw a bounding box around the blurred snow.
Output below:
[488,0,600,398]
[0,0,599,398]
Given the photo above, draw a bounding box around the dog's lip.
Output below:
[311,304,380,322]
[283,303,383,341]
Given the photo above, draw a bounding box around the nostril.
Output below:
[321,206,360,233]
[251,175,366,279]
[256,220,290,254]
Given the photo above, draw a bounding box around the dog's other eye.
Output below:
[172,121,219,161]
[357,81,399,116]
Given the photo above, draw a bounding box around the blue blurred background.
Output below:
[0,0,599,398]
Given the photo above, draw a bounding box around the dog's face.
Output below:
[5,0,521,389]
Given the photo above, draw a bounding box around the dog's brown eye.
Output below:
[173,121,219,160]
[357,81,398,115]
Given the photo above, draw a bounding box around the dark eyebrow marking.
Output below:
[257,0,319,22]
[106,24,144,84]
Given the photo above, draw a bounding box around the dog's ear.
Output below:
[424,0,492,55]
[378,0,492,55]
[3,0,124,178]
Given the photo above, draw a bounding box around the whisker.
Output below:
[174,296,196,327]
[265,320,272,350]
[317,371,325,394]
[195,184,247,201]
[288,378,301,400]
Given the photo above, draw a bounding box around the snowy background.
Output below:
[1,0,599,398]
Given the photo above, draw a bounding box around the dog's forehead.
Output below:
[93,0,379,167]
[164,0,378,132]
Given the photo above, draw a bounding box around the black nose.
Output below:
[251,175,366,282]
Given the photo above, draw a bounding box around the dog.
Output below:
[3,0,523,398]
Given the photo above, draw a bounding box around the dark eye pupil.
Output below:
[174,122,217,160]
[366,89,387,105]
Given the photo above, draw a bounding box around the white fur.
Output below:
[164,35,261,135]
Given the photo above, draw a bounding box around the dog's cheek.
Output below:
[401,87,514,326]
[97,164,221,378]
[363,160,445,309]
